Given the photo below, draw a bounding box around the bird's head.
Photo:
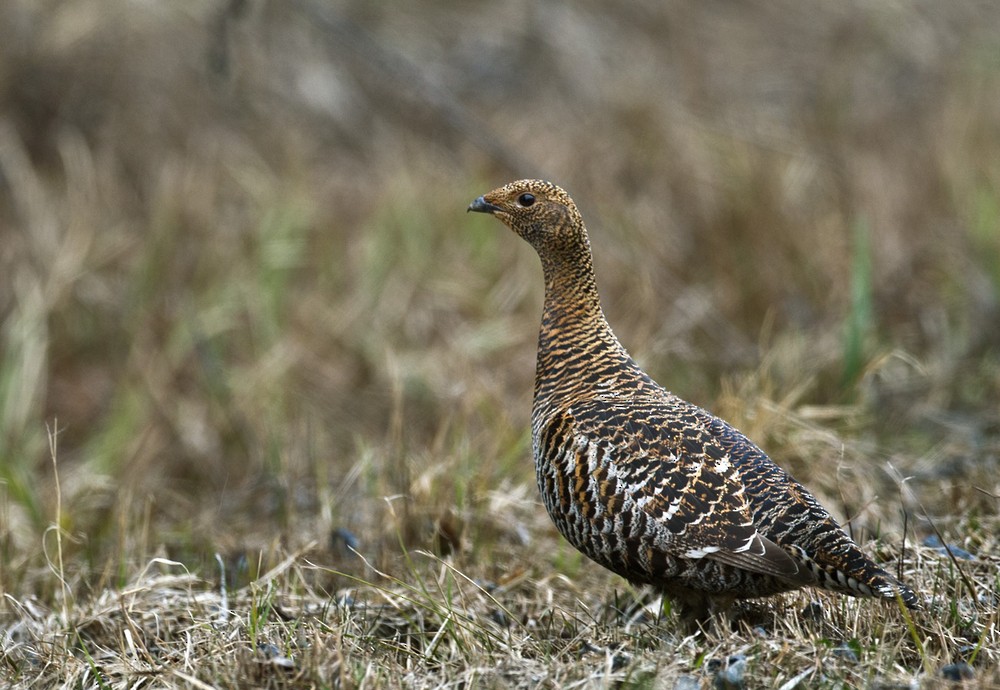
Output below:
[468,179,588,257]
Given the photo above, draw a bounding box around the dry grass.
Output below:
[3,523,998,688]
[1,0,999,687]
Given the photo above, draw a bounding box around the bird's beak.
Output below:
[467,196,502,214]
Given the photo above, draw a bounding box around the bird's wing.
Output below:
[563,397,810,583]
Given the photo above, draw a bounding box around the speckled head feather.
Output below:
[469,179,919,626]
[468,179,587,260]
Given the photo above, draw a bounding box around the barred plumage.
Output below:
[468,179,918,623]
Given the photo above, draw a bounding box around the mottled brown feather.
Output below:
[468,179,919,622]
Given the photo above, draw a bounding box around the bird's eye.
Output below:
[517,193,536,207]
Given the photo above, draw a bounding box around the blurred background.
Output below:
[1,0,998,591]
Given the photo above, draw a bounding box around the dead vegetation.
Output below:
[1,0,998,687]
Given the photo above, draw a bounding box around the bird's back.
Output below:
[532,380,917,612]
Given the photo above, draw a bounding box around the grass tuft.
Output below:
[842,217,875,390]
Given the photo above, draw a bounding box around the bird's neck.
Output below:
[533,253,648,416]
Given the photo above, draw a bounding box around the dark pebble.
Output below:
[713,656,747,690]
[611,652,631,671]
[473,578,498,593]
[707,654,745,673]
[941,663,974,681]
[487,608,510,627]
[330,527,360,553]
[922,535,976,561]
[956,645,977,660]
[801,600,824,622]
[256,643,282,658]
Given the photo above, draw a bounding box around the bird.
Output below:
[467,179,919,625]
